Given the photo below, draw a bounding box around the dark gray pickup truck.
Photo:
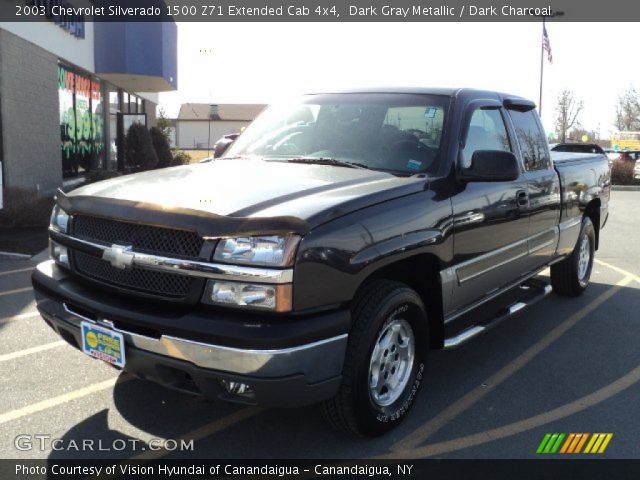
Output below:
[33,88,610,436]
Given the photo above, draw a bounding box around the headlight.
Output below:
[49,204,69,233]
[202,280,292,312]
[213,235,300,267]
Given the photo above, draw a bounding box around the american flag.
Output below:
[542,25,553,63]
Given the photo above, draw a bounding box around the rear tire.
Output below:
[322,279,428,437]
[551,216,595,297]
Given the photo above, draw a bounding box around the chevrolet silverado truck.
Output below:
[33,88,610,436]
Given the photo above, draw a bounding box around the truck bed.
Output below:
[551,150,610,230]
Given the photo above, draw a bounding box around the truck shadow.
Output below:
[46,280,640,460]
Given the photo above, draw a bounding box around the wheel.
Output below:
[322,279,428,436]
[551,216,596,297]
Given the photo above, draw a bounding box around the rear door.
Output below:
[447,103,530,315]
[506,108,561,269]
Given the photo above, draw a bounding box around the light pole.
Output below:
[208,104,215,159]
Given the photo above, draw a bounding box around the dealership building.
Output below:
[0,20,177,210]
[174,103,265,149]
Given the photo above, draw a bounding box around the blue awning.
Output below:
[94,22,177,92]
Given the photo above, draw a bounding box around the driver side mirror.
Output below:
[459,150,520,182]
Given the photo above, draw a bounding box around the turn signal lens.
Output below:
[202,280,292,312]
[49,240,70,269]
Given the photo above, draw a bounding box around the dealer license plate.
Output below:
[80,321,126,368]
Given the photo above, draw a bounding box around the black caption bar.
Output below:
[1,0,640,22]
[2,459,640,480]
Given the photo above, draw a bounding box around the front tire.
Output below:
[322,280,428,436]
[551,216,596,296]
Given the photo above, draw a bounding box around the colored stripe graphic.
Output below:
[536,434,552,453]
[585,433,614,454]
[560,433,575,453]
[598,434,613,453]
[574,433,588,453]
[584,434,599,453]
[538,433,613,454]
[537,433,566,454]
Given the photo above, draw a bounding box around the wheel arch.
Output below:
[353,253,444,350]
[584,198,601,250]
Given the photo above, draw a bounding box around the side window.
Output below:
[460,109,511,168]
[509,110,550,171]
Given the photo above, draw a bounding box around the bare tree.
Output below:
[614,87,640,131]
[568,127,599,143]
[554,90,583,143]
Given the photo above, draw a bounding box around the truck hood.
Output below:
[67,159,427,230]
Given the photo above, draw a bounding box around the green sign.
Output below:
[58,65,105,176]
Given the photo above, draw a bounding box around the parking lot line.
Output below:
[131,407,264,461]
[0,375,130,426]
[0,311,39,325]
[595,259,640,284]
[0,286,32,297]
[0,267,34,277]
[391,275,634,452]
[0,340,66,362]
[382,358,640,458]
[95,407,264,480]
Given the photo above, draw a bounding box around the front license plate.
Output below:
[80,321,126,368]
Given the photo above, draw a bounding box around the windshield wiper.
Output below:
[282,157,370,170]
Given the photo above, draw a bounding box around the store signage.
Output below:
[29,0,86,39]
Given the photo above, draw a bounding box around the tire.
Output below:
[322,279,428,437]
[551,216,596,297]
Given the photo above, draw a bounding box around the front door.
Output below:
[507,108,561,269]
[447,106,530,315]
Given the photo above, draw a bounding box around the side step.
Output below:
[443,278,552,349]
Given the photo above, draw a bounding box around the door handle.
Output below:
[516,190,529,208]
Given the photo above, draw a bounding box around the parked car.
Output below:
[33,88,610,436]
[552,143,604,155]
[615,150,640,163]
[634,160,640,179]
[213,133,240,158]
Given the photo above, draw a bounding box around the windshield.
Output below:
[224,93,450,174]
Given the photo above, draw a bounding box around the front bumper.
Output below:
[32,261,349,407]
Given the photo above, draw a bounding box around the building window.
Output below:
[109,91,119,114]
[58,64,105,178]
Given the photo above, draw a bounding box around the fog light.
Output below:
[220,380,254,398]
[49,240,69,269]
[202,280,292,312]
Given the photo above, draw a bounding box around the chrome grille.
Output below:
[73,251,195,298]
[73,215,203,259]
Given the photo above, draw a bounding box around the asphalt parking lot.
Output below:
[0,191,639,461]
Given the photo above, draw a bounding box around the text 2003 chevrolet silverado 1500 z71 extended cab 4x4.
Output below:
[33,88,610,436]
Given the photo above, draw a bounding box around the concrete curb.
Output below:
[0,251,31,260]
[31,248,50,262]
[612,185,640,191]
[0,248,48,262]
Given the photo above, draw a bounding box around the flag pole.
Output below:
[539,17,545,116]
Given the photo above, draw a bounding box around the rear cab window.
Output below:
[508,110,551,171]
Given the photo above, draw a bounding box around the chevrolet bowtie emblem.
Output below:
[102,244,135,270]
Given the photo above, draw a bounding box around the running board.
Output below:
[443,279,552,349]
